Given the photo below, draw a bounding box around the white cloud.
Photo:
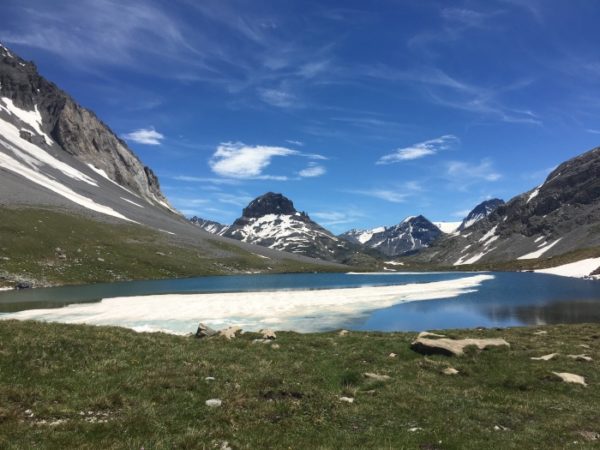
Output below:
[312,209,365,227]
[446,159,502,182]
[586,129,600,134]
[172,175,241,185]
[377,135,458,164]
[208,142,326,180]
[286,139,304,146]
[123,127,164,145]
[209,142,298,179]
[348,189,409,203]
[298,163,326,178]
[258,88,297,108]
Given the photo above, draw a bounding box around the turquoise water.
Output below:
[1,271,599,331]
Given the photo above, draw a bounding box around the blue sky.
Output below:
[3,0,600,232]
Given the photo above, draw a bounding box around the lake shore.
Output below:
[0,320,598,449]
[2,274,493,333]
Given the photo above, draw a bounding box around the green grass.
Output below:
[1,321,599,449]
[0,208,342,287]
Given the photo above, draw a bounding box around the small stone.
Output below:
[389,353,397,358]
[533,330,548,335]
[363,372,391,381]
[195,323,218,339]
[531,353,558,361]
[252,338,271,344]
[260,329,276,340]
[552,372,587,386]
[205,399,222,407]
[155,251,166,256]
[205,376,216,381]
[220,441,233,450]
[442,367,459,375]
[97,257,105,262]
[271,343,280,349]
[578,344,591,349]
[408,427,422,432]
[339,396,354,403]
[494,425,509,431]
[338,330,349,336]
[567,354,593,362]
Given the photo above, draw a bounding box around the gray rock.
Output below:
[411,336,510,356]
[195,323,218,339]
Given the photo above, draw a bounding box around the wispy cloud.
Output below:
[257,87,299,108]
[171,175,241,185]
[123,127,164,145]
[347,189,408,203]
[312,209,365,228]
[376,134,457,164]
[298,163,326,178]
[445,159,502,189]
[286,139,304,146]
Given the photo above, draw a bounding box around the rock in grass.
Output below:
[338,330,349,336]
[552,372,587,386]
[442,367,459,375]
[195,323,218,339]
[339,396,354,403]
[533,330,548,335]
[410,337,510,356]
[389,353,397,358]
[531,353,559,361]
[364,372,391,381]
[205,399,222,407]
[260,329,276,340]
[219,326,242,340]
[567,354,593,362]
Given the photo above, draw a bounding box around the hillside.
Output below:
[0,44,344,287]
[412,147,600,267]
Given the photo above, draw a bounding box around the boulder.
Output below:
[219,326,242,340]
[339,396,354,403]
[411,337,510,356]
[260,329,276,340]
[442,367,459,375]
[195,323,218,339]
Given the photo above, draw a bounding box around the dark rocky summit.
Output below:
[458,198,504,231]
[221,192,362,262]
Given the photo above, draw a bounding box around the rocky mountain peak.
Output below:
[458,198,504,231]
[0,43,172,209]
[242,192,300,218]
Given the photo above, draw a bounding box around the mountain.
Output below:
[413,147,600,266]
[190,216,229,235]
[457,198,504,231]
[0,44,342,287]
[221,192,356,262]
[339,215,442,257]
